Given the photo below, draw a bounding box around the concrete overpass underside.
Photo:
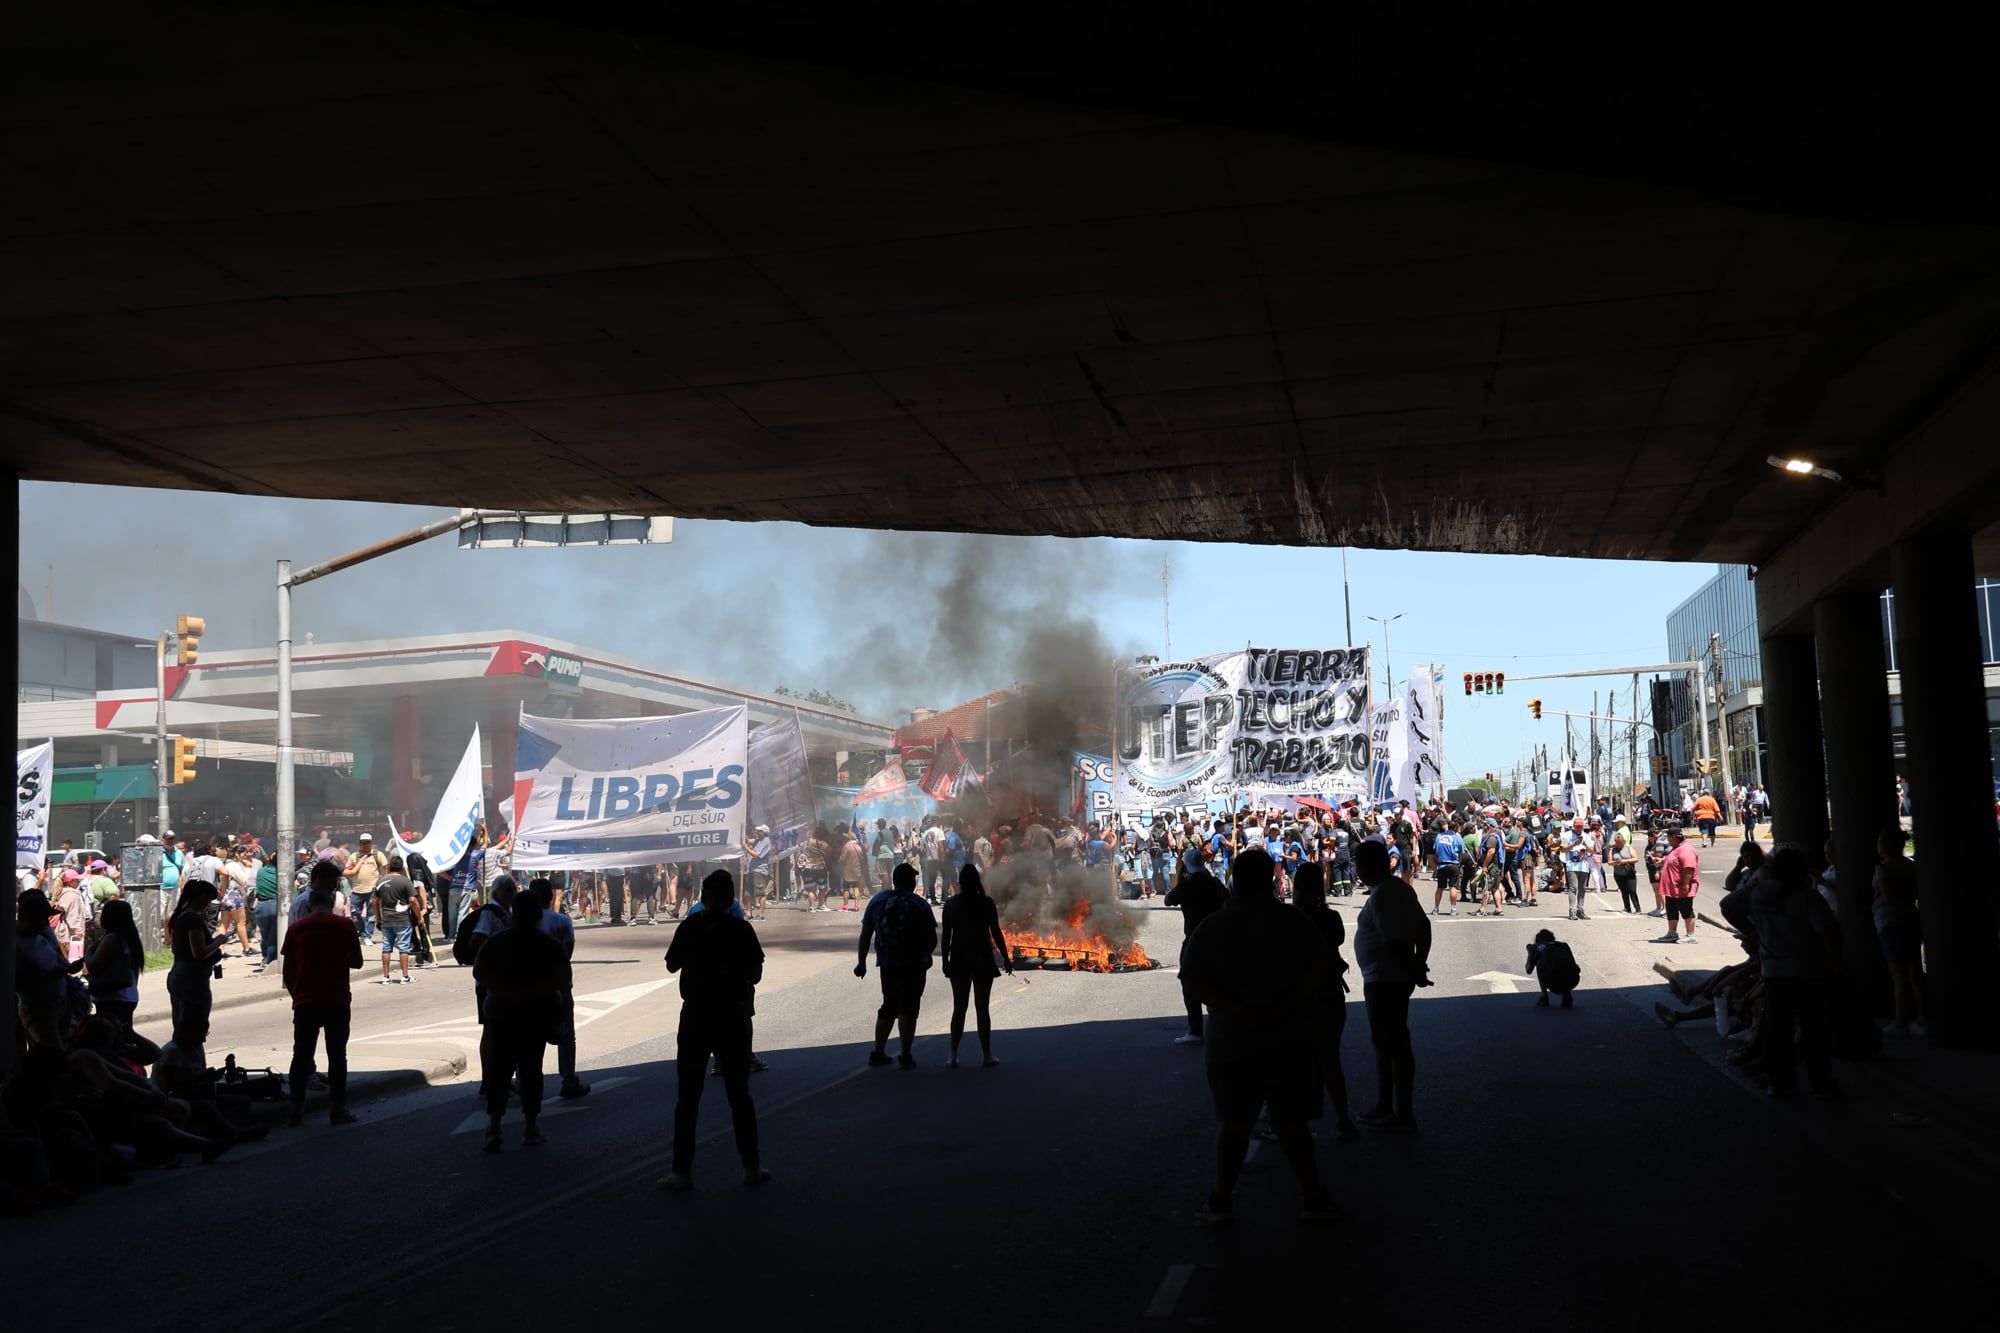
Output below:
[7,2,2000,568]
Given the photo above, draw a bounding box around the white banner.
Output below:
[1403,664,1444,802]
[17,742,54,870]
[1369,698,1403,806]
[509,706,748,871]
[1559,753,1579,816]
[1112,647,1371,809]
[388,727,483,871]
[748,714,815,860]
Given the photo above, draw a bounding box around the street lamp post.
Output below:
[1366,612,1405,698]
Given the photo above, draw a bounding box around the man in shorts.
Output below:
[372,856,423,985]
[855,862,938,1069]
[1430,822,1463,915]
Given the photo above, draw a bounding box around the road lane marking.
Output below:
[1466,970,1524,993]
[1146,1264,1195,1318]
[451,1076,643,1134]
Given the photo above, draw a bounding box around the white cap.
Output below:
[359,832,373,842]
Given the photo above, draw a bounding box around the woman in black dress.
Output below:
[940,866,1012,1068]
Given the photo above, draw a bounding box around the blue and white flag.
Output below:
[510,706,748,870]
[748,713,816,860]
[389,727,483,871]
[16,741,54,870]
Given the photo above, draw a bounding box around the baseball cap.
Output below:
[359,832,373,842]
[89,858,108,870]
[754,824,770,834]
[1615,814,1629,823]
[164,829,177,838]
[1182,848,1205,873]
[16,868,39,890]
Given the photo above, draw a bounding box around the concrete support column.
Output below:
[488,714,518,836]
[1757,630,1827,849]
[1891,533,2000,1045]
[391,694,422,829]
[1814,589,1898,1010]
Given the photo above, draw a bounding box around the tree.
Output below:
[773,685,857,713]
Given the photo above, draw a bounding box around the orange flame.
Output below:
[1005,922,1153,973]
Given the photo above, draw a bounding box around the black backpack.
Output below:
[880,893,937,969]
[452,904,492,967]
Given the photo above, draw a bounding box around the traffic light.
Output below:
[171,736,198,785]
[176,614,205,667]
[1529,698,1543,720]
[1464,673,1473,697]
[1495,671,1505,694]
[1696,758,1717,776]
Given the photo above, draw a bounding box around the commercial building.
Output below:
[1661,566,2000,793]
[18,618,894,852]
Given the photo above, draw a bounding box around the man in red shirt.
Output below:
[1653,827,1701,945]
[282,859,365,1126]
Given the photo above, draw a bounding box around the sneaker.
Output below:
[329,1109,357,1125]
[1195,1195,1234,1225]
[1561,994,1573,1008]
[982,1056,999,1068]
[1648,908,1666,917]
[1174,1034,1204,1046]
[749,1057,770,1073]
[1335,1119,1360,1142]
[1574,912,1589,920]
[1652,934,1680,945]
[559,1080,590,1100]
[1300,1193,1338,1224]
[1536,995,1550,1007]
[1910,1021,1929,1038]
[286,1107,303,1127]
[897,1053,917,1071]
[867,1051,894,1068]
[743,1166,773,1186]
[656,1172,694,1191]
[522,1125,547,1146]
[945,1057,960,1069]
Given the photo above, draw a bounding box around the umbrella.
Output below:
[1296,796,1335,813]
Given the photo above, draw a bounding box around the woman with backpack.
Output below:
[940,866,1011,1068]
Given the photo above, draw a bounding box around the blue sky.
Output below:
[21,481,1715,784]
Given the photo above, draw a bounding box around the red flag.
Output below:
[855,760,909,805]
[919,729,968,800]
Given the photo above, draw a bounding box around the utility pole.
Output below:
[1605,691,1617,809]
[1161,559,1171,658]
[1710,632,1734,811]
[154,631,170,837]
[1630,673,1640,809]
[1366,612,1404,700]
[1342,549,1353,646]
[1590,690,1599,797]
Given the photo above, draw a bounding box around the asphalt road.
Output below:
[18,876,1980,1330]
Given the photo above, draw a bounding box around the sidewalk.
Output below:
[1598,888,2000,1223]
[132,952,474,1107]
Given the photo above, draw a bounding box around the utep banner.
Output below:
[510,706,748,871]
[1073,752,1114,826]
[389,727,483,871]
[1112,647,1371,809]
[17,742,54,870]
[748,715,815,859]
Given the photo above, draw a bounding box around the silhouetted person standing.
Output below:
[1291,863,1359,1140]
[940,865,1011,1068]
[471,894,569,1152]
[1180,849,1336,1224]
[281,862,363,1126]
[1353,839,1430,1131]
[856,862,938,1069]
[659,870,769,1190]
[1165,848,1228,1045]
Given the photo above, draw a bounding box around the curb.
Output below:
[133,985,290,1028]
[344,1052,469,1103]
